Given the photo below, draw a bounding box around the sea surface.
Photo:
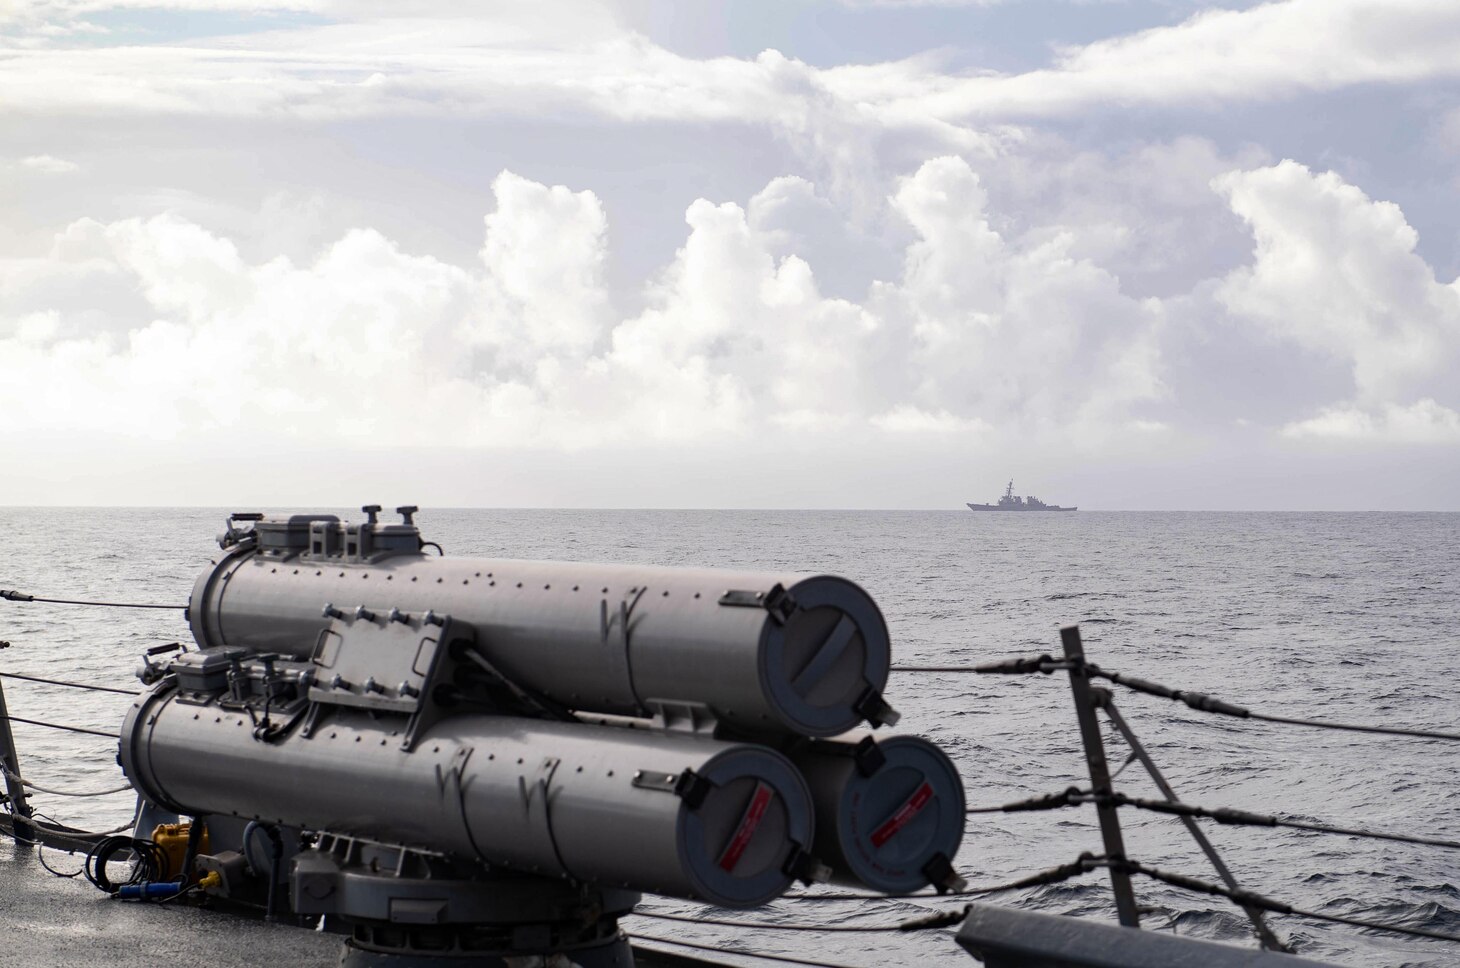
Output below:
[1,508,1457,967]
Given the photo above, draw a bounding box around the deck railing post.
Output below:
[0,676,35,843]
[1060,624,1141,928]
[1100,698,1290,951]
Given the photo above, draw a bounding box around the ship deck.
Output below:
[0,837,341,968]
[0,837,725,968]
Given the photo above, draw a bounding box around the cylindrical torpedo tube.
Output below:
[790,734,965,893]
[121,689,816,908]
[189,525,892,737]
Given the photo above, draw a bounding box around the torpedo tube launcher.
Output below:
[117,508,965,954]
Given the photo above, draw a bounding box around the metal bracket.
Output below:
[631,768,713,810]
[645,699,718,735]
[782,847,831,886]
[853,686,901,728]
[718,583,798,625]
[921,852,968,894]
[852,736,887,777]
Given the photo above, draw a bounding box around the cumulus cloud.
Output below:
[16,153,79,173]
[869,157,1167,436]
[1282,400,1460,443]
[885,0,1460,119]
[1211,160,1460,436]
[0,160,1169,452]
[2,157,1454,461]
[7,0,1460,136]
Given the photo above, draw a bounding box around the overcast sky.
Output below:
[2,0,1458,509]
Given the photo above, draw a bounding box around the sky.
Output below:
[1,0,1458,509]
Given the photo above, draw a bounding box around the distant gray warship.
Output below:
[968,480,1077,512]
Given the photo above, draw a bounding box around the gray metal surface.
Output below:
[189,521,891,736]
[791,734,965,893]
[121,696,815,907]
[955,903,1343,968]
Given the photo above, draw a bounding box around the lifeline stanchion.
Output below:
[1097,694,1290,952]
[1060,624,1141,928]
[0,677,34,843]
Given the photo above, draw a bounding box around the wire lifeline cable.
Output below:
[892,653,1460,742]
[3,768,134,798]
[966,786,1087,815]
[0,589,185,610]
[0,672,136,696]
[629,911,911,933]
[1121,858,1460,945]
[778,854,1107,903]
[1,715,118,740]
[629,933,860,968]
[3,799,138,842]
[1245,710,1460,742]
[28,816,136,838]
[1090,791,1460,851]
[891,654,1070,675]
[1084,663,1460,743]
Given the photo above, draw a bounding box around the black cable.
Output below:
[1086,663,1460,742]
[629,932,860,968]
[1095,792,1460,851]
[892,666,986,673]
[0,590,185,610]
[154,883,204,905]
[891,653,1460,742]
[35,843,84,878]
[0,672,136,696]
[892,654,1069,675]
[86,836,160,894]
[1123,859,1460,945]
[630,911,904,933]
[967,786,1086,815]
[1246,710,1460,743]
[780,853,1106,902]
[2,715,118,739]
[10,811,136,839]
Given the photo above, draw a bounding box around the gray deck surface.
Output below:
[0,840,725,968]
[0,839,341,968]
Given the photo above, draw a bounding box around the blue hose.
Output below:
[117,881,184,900]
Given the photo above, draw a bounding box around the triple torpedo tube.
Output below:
[790,734,966,894]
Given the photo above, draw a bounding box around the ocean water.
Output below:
[1,507,1457,967]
